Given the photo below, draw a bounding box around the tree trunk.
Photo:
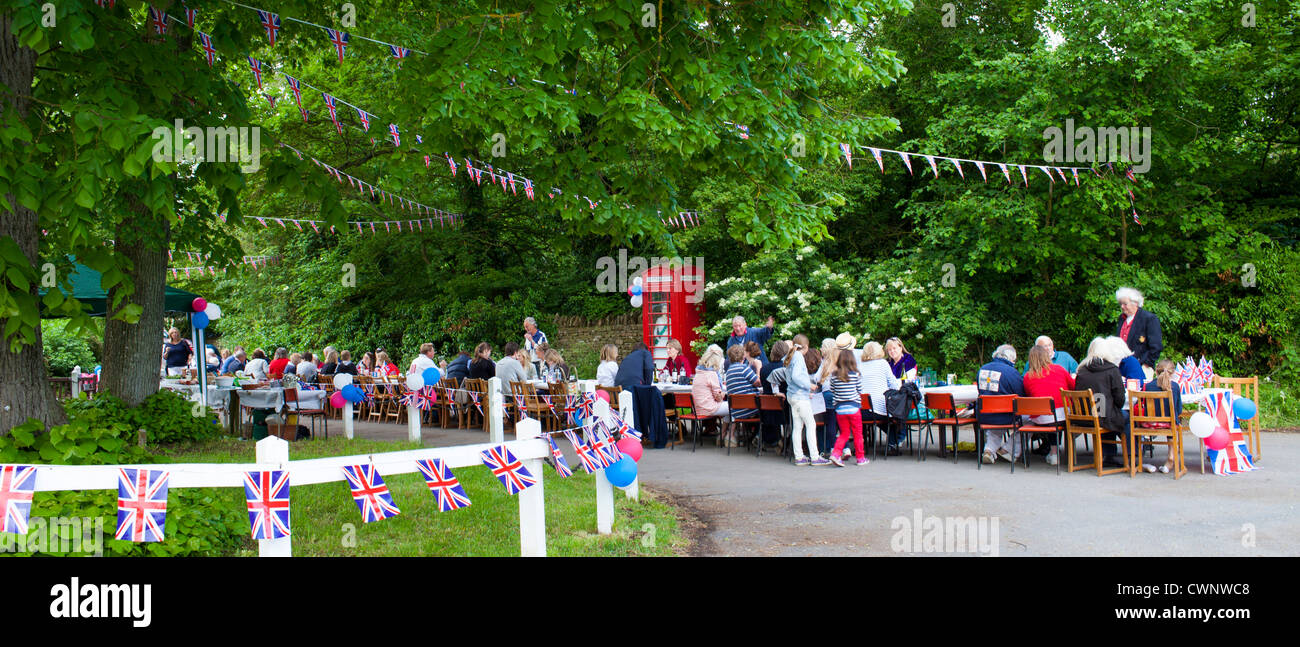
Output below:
[0,14,66,433]
[101,203,170,407]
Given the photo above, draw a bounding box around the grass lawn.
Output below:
[155,437,687,557]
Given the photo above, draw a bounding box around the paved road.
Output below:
[341,419,1298,557]
[637,434,1299,557]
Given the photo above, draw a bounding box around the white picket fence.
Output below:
[26,377,641,556]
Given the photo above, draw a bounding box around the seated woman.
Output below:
[245,349,270,381]
[663,338,694,380]
[884,337,918,381]
[468,342,496,380]
[359,352,376,375]
[1108,336,1146,383]
[1138,359,1183,473]
[319,350,338,376]
[335,350,359,375]
[596,344,619,386]
[724,344,761,447]
[691,346,731,443]
[859,342,903,453]
[543,349,571,383]
[1022,344,1076,466]
[376,351,400,377]
[1074,337,1129,468]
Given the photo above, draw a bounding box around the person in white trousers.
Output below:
[786,335,830,466]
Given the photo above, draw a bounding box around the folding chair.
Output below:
[672,391,711,452]
[285,387,327,440]
[974,395,1017,470]
[924,391,976,464]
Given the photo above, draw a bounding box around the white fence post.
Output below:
[514,417,547,557]
[488,377,504,444]
[343,402,354,439]
[70,366,81,399]
[256,435,292,557]
[586,383,614,535]
[616,390,639,502]
[407,403,421,443]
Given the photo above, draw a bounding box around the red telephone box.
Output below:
[640,263,705,370]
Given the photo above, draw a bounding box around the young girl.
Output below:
[815,338,840,458]
[1141,359,1183,473]
[828,349,869,466]
[786,334,830,466]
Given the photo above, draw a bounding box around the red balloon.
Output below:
[191,297,207,312]
[616,437,643,462]
[1205,427,1231,451]
[595,390,611,403]
[330,392,347,409]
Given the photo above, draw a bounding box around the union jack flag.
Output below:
[284,74,309,122]
[975,161,988,182]
[264,93,277,108]
[416,135,423,144]
[197,32,217,67]
[243,470,291,540]
[541,394,556,416]
[389,45,410,60]
[840,143,852,168]
[997,163,1011,184]
[590,425,622,466]
[1198,356,1215,385]
[325,29,350,62]
[546,436,573,477]
[183,6,196,27]
[1018,165,1029,187]
[415,459,471,511]
[116,468,169,542]
[148,6,169,35]
[247,57,265,89]
[951,158,965,178]
[897,151,913,175]
[389,123,400,147]
[869,147,884,173]
[94,0,115,7]
[0,464,36,534]
[1203,391,1257,475]
[468,391,483,415]
[322,93,343,133]
[513,394,527,421]
[579,391,596,420]
[480,445,537,495]
[562,395,579,425]
[610,412,641,441]
[523,178,534,200]
[1126,166,1137,182]
[342,464,401,522]
[923,155,939,177]
[737,124,749,139]
[564,429,598,473]
[1071,168,1081,185]
[257,10,281,46]
[446,153,458,176]
[356,108,371,131]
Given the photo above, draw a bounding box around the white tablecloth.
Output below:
[234,387,327,411]
[159,381,233,410]
[653,383,693,394]
[920,384,979,406]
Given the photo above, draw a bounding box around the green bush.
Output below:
[0,418,249,557]
[64,389,223,445]
[41,320,97,376]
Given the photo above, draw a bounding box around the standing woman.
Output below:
[786,335,829,466]
[884,337,918,381]
[161,327,194,376]
[1114,287,1163,379]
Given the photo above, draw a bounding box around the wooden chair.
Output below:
[285,387,327,440]
[509,381,551,433]
[1214,375,1261,462]
[1062,389,1129,476]
[858,393,884,459]
[726,393,762,456]
[1012,397,1063,474]
[380,377,402,424]
[924,391,977,464]
[434,377,458,429]
[672,391,711,452]
[460,378,488,431]
[757,394,786,458]
[974,395,1017,470]
[1128,389,1186,480]
[545,381,571,431]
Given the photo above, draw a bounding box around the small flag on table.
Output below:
[1,464,37,535]
[243,470,291,540]
[480,446,537,495]
[342,464,401,522]
[116,468,169,542]
[415,459,471,511]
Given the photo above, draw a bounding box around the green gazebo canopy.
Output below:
[41,261,202,317]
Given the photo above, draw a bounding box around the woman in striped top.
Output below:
[828,349,869,466]
[724,344,761,446]
[859,342,904,453]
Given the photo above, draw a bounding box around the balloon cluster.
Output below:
[328,373,369,408]
[190,297,222,329]
[1188,397,1257,450]
[626,276,643,309]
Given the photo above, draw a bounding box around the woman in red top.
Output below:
[267,348,290,379]
[376,351,400,377]
[663,338,694,379]
[1022,344,1076,465]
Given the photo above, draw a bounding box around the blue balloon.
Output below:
[342,384,366,403]
[605,456,638,488]
[192,312,210,329]
[1232,397,1257,421]
[422,367,442,386]
[631,284,642,296]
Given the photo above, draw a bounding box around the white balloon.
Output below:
[406,372,425,390]
[333,373,354,389]
[1188,412,1215,438]
[630,294,643,308]
[632,276,643,286]
[203,302,222,320]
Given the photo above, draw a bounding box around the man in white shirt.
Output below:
[523,317,548,376]
[408,343,437,376]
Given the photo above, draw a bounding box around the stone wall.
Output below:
[549,314,642,375]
